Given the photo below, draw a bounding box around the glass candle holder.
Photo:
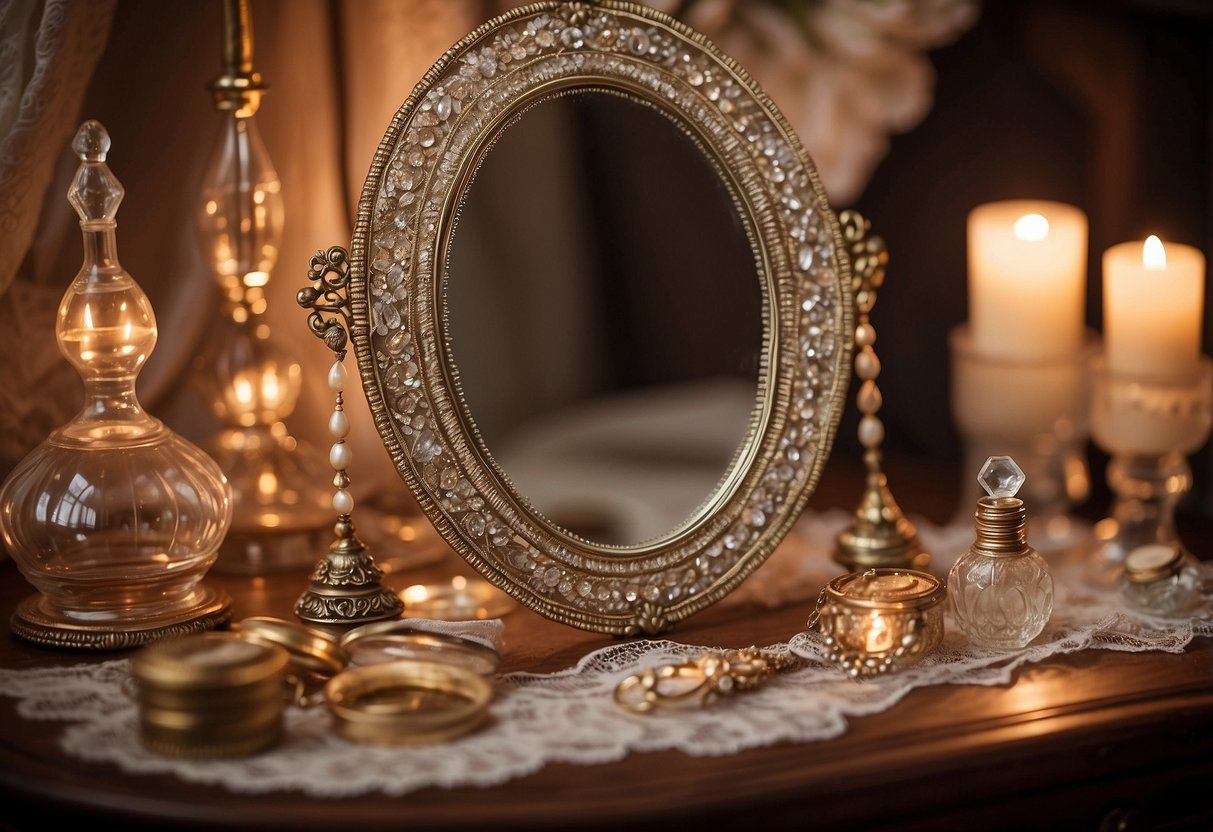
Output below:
[815,568,945,679]
[1088,355,1213,584]
[950,325,1095,556]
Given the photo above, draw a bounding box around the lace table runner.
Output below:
[2,512,1210,798]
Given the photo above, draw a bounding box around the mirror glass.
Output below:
[445,90,764,547]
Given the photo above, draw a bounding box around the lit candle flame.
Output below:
[865,611,891,653]
[1013,213,1049,242]
[1142,235,1167,271]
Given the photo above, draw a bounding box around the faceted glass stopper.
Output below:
[67,120,124,223]
[978,455,1025,498]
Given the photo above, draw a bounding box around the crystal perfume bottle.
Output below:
[948,456,1054,649]
[0,122,233,648]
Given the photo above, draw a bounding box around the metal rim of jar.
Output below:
[131,632,289,689]
[340,620,501,674]
[1123,545,1186,584]
[824,568,946,612]
[233,616,349,678]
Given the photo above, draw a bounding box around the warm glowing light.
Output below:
[396,524,417,542]
[452,576,468,591]
[259,512,280,528]
[243,271,270,288]
[257,471,277,496]
[1013,213,1049,242]
[234,377,254,405]
[83,303,94,330]
[205,199,218,216]
[261,370,280,403]
[865,611,892,653]
[403,584,430,603]
[1142,235,1167,270]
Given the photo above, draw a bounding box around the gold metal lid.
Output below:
[825,568,945,611]
[324,659,492,745]
[233,616,348,678]
[1124,544,1184,584]
[340,620,500,676]
[131,632,288,689]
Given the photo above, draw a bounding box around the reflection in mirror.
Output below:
[445,91,764,547]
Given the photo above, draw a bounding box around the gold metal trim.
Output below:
[11,586,233,651]
[340,1,854,634]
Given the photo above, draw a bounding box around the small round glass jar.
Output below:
[1120,544,1201,616]
[816,568,946,679]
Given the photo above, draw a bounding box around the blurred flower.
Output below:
[651,0,980,205]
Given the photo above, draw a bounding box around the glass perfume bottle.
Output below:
[948,455,1054,649]
[0,121,233,649]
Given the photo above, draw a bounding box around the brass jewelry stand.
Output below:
[834,210,929,572]
[294,246,403,630]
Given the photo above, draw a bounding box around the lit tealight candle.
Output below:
[967,200,1088,361]
[1103,235,1205,379]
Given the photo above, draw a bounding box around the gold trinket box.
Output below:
[816,568,945,679]
[130,632,289,757]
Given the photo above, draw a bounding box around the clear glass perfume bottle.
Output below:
[0,121,233,648]
[948,456,1054,649]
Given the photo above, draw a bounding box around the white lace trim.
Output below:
[2,514,1209,797]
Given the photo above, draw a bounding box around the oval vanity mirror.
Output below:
[445,89,764,548]
[304,1,855,635]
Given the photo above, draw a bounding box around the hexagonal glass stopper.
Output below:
[978,455,1024,498]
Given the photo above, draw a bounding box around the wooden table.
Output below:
[2,460,1212,831]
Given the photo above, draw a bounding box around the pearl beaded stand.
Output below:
[832,210,929,573]
[294,247,403,630]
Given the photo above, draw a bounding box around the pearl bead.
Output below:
[858,415,885,448]
[855,323,876,348]
[328,409,350,439]
[857,380,882,414]
[329,441,352,470]
[328,361,347,393]
[332,489,354,515]
[855,348,881,380]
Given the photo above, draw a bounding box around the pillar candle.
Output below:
[1103,235,1205,379]
[967,200,1088,361]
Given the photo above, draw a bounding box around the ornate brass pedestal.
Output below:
[834,210,928,573]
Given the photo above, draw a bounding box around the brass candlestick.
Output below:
[294,246,402,630]
[833,210,929,572]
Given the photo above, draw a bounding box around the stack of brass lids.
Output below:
[233,616,348,681]
[129,632,288,758]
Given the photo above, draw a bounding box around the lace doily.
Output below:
[2,513,1210,798]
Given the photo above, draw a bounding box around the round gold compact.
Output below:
[129,632,289,758]
[324,659,492,745]
[340,620,501,676]
[233,616,348,679]
[399,576,516,621]
[815,568,946,679]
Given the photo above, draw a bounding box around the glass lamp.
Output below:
[0,122,233,649]
[195,0,330,573]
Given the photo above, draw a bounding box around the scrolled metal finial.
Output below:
[839,209,888,315]
[299,246,353,357]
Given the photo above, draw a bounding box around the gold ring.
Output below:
[340,620,500,675]
[324,659,492,745]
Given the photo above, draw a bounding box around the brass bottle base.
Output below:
[834,469,929,573]
[11,585,233,651]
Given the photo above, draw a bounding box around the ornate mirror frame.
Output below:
[308,1,854,635]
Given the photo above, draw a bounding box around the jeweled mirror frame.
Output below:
[337,0,854,635]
